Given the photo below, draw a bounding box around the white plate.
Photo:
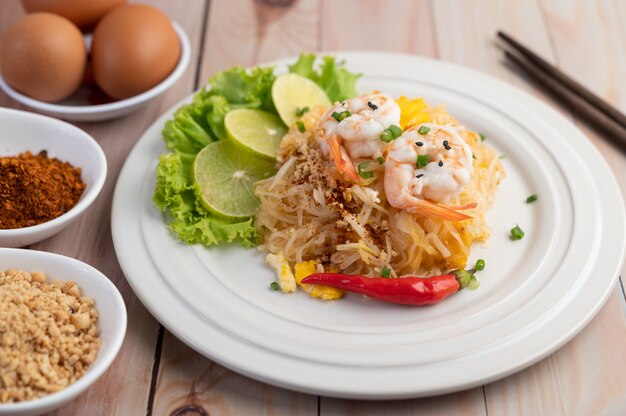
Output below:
[111,52,626,399]
[0,23,190,122]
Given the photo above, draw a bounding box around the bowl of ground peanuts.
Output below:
[0,248,126,416]
[0,108,107,248]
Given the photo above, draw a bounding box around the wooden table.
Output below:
[2,0,625,414]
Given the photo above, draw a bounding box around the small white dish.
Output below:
[0,22,190,122]
[0,248,127,416]
[0,108,106,247]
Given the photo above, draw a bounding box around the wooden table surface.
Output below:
[2,0,626,414]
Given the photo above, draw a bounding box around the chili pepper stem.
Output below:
[452,269,477,290]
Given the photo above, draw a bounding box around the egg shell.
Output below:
[21,0,127,32]
[0,12,86,102]
[91,4,180,100]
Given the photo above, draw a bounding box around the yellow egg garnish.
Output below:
[294,261,343,300]
[265,252,296,293]
[396,96,430,129]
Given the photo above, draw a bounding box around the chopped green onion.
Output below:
[296,121,306,133]
[416,154,430,168]
[510,224,525,240]
[381,267,391,278]
[479,133,486,141]
[376,156,384,165]
[270,282,280,291]
[475,259,485,271]
[295,106,310,117]
[418,126,430,135]
[387,124,402,137]
[467,276,480,290]
[472,154,477,160]
[380,124,402,143]
[526,194,538,203]
[358,162,373,179]
[332,111,351,122]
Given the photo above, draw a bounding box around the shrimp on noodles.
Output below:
[384,123,476,221]
[315,92,401,181]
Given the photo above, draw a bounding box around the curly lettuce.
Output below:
[153,53,360,248]
[288,53,361,102]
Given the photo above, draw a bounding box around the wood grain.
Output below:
[321,392,486,416]
[152,330,317,416]
[320,0,436,56]
[199,0,320,81]
[431,0,558,99]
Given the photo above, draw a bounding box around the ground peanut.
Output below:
[0,270,101,403]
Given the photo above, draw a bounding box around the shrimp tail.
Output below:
[408,199,473,221]
[446,202,477,211]
[327,134,360,182]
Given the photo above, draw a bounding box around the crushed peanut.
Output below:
[0,269,101,403]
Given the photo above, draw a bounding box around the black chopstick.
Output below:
[503,50,626,149]
[497,31,626,131]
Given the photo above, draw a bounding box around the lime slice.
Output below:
[272,73,332,126]
[225,109,287,161]
[193,140,276,220]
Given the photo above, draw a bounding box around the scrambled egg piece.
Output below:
[294,261,343,300]
[396,96,430,129]
[265,252,296,293]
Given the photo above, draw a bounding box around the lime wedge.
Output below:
[193,140,276,220]
[224,109,286,161]
[272,73,332,126]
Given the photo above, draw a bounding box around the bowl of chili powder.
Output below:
[0,108,106,247]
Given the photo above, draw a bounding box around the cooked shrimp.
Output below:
[384,123,476,221]
[316,92,401,180]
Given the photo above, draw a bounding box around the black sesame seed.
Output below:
[368,101,378,110]
[416,141,424,147]
[416,174,424,178]
[443,140,449,146]
[444,145,451,150]
[438,161,444,167]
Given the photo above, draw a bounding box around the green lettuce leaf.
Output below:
[209,66,277,112]
[288,53,361,102]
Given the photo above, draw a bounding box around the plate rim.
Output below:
[111,51,626,399]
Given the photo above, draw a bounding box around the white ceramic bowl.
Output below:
[0,248,127,416]
[0,22,190,122]
[0,108,106,247]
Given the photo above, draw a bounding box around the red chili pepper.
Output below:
[301,270,474,306]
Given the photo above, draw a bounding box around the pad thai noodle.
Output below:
[255,93,504,302]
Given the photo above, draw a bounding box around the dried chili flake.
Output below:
[0,151,86,229]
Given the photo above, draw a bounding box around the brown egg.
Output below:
[91,4,180,100]
[21,0,127,32]
[0,12,86,102]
